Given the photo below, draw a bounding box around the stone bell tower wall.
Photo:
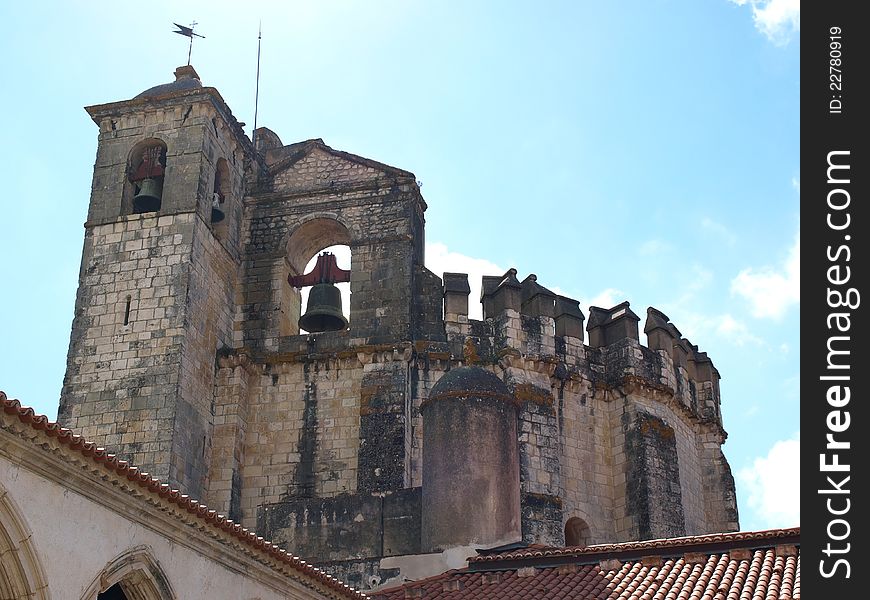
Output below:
[60,75,251,499]
[240,143,430,353]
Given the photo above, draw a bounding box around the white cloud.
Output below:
[701,217,737,247]
[665,309,763,348]
[582,288,626,315]
[715,314,764,346]
[738,433,800,528]
[686,264,714,295]
[425,241,506,320]
[731,233,800,319]
[730,0,800,45]
[638,239,671,256]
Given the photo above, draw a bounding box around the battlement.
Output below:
[62,68,738,590]
[440,268,723,430]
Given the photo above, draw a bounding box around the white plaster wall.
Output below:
[0,453,331,600]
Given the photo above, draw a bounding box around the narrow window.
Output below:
[123,296,132,326]
[211,158,230,226]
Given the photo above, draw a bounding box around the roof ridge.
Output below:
[0,391,367,600]
[469,527,800,563]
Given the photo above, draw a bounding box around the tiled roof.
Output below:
[373,529,799,600]
[0,392,367,600]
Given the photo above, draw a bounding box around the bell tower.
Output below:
[59,66,252,499]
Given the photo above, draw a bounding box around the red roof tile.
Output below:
[373,529,799,600]
[0,392,367,600]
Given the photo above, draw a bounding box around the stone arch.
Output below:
[80,546,175,600]
[278,216,354,336]
[284,215,354,275]
[123,138,169,215]
[0,483,50,600]
[564,516,591,547]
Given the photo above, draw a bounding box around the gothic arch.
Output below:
[0,483,50,600]
[284,215,354,275]
[80,546,175,600]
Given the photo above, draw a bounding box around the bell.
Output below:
[210,192,226,224]
[133,178,163,213]
[299,283,348,333]
[211,207,226,224]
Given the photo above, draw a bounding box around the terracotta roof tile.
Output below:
[0,392,367,600]
[372,530,799,600]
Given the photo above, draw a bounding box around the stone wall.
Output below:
[59,213,195,484]
[0,400,360,600]
[61,83,250,499]
[62,71,739,594]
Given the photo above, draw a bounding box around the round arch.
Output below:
[123,138,169,215]
[127,138,169,169]
[80,546,175,600]
[285,215,353,275]
[564,516,591,548]
[0,483,51,600]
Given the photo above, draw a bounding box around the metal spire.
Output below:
[253,21,263,148]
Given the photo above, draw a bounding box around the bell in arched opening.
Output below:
[298,282,348,333]
[210,192,226,223]
[129,143,166,214]
[133,178,163,213]
[211,158,229,224]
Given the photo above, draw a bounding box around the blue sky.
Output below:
[0,1,799,533]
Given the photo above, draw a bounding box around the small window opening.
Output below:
[565,517,591,547]
[123,295,132,326]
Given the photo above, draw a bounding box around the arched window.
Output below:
[98,583,128,600]
[80,546,175,600]
[565,516,591,547]
[125,139,168,215]
[0,483,50,600]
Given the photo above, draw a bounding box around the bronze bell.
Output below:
[299,283,348,333]
[133,178,163,213]
[211,193,226,224]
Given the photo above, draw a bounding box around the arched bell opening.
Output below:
[279,217,354,337]
[298,244,351,334]
[123,138,168,215]
[210,157,230,230]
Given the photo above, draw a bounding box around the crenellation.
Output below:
[58,65,739,593]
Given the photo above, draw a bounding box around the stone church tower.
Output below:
[59,66,738,590]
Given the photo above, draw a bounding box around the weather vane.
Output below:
[173,21,205,65]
